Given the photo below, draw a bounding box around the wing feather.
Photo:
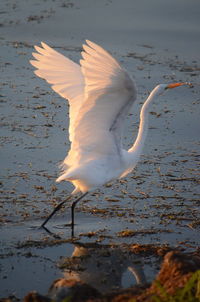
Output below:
[30,42,84,141]
[30,40,137,184]
[63,40,137,171]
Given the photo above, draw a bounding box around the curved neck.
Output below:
[128,86,161,159]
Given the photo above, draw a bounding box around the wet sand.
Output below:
[0,0,200,299]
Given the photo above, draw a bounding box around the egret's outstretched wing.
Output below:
[30,42,84,141]
[58,40,137,181]
[69,40,137,159]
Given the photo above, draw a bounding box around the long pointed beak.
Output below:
[167,82,191,89]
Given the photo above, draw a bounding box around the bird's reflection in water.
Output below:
[49,242,146,300]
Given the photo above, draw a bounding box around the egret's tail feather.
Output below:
[56,161,69,183]
[56,171,81,195]
[56,173,74,183]
[56,174,67,183]
[56,166,78,183]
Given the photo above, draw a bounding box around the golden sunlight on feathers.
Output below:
[30,40,190,227]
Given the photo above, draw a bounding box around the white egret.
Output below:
[30,40,189,229]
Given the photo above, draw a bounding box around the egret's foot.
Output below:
[53,223,73,229]
[40,225,62,239]
[65,222,75,227]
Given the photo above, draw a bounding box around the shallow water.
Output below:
[0,0,200,299]
[1,224,158,298]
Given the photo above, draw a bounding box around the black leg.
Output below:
[71,192,88,226]
[40,195,72,228]
[71,192,88,236]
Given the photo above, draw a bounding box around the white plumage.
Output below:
[30,40,188,228]
[30,40,137,194]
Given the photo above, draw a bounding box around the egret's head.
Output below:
[156,82,191,96]
[165,82,191,90]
